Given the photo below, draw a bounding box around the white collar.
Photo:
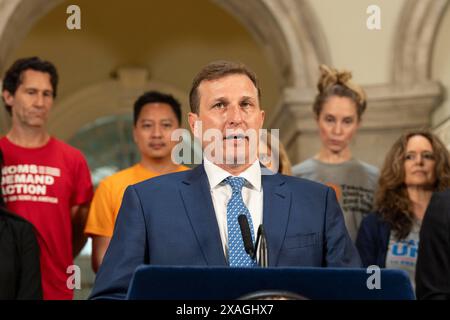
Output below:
[203,157,262,191]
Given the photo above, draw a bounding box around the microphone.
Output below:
[238,214,255,258]
[254,225,268,267]
[238,215,269,267]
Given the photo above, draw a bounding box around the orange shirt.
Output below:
[85,163,189,237]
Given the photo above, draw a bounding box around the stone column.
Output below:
[434,119,450,149]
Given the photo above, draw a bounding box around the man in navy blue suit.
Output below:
[90,61,361,299]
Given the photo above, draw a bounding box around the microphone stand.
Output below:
[253,225,268,267]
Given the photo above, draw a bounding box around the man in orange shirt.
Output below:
[85,91,189,272]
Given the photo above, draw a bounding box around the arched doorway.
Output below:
[0,0,329,157]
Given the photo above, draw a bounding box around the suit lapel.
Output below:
[262,173,291,266]
[179,165,227,266]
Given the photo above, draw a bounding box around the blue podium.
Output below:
[126,265,415,300]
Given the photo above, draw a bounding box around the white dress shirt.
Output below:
[203,157,264,258]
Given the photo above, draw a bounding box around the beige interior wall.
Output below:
[289,0,407,168]
[3,0,280,139]
[2,0,447,163]
[308,0,405,85]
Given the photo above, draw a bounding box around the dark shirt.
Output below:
[0,208,42,300]
[416,190,450,300]
[355,212,390,268]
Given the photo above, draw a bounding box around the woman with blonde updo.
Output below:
[292,65,379,242]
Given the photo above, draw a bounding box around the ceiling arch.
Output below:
[0,0,329,88]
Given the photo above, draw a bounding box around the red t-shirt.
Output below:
[0,137,93,300]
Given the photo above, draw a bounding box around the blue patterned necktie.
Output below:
[224,176,257,267]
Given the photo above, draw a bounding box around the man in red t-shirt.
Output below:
[0,57,93,300]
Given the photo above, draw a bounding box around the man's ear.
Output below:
[188,112,204,140]
[188,112,198,133]
[2,90,14,107]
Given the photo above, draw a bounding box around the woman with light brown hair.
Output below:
[292,65,379,241]
[356,130,450,289]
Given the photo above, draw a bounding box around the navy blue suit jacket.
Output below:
[355,213,391,268]
[90,165,361,299]
[416,190,450,300]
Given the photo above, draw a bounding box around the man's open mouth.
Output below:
[224,134,248,141]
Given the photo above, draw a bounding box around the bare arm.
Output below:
[91,235,111,273]
[71,204,90,258]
